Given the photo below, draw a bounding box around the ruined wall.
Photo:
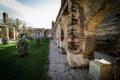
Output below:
[80,0,120,58]
[67,0,120,67]
[81,0,109,59]
[67,0,112,59]
[53,0,120,67]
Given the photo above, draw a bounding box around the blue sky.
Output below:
[0,0,61,28]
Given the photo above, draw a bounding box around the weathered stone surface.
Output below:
[66,0,88,67]
[52,0,120,67]
[96,12,120,57]
[89,59,113,80]
[67,51,89,68]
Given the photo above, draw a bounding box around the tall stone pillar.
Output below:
[67,0,89,68]
[3,12,9,40]
[13,28,16,40]
[6,27,9,40]
[3,12,8,24]
[1,27,4,38]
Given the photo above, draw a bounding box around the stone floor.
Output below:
[48,40,91,80]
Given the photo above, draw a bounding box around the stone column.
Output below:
[6,27,9,40]
[67,0,89,68]
[13,28,16,40]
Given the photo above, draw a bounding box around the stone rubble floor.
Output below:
[48,40,91,80]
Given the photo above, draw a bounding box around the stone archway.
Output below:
[55,24,61,48]
[60,27,66,54]
[60,28,64,41]
[52,0,120,68]
[66,0,120,68]
[9,28,14,40]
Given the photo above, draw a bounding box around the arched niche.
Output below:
[61,28,64,41]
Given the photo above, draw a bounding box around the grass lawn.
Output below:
[0,39,49,80]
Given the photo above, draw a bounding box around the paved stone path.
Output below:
[48,40,91,80]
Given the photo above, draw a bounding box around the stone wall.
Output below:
[52,0,120,67]
[96,12,120,57]
[82,0,120,58]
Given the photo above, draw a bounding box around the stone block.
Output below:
[89,59,113,80]
[67,50,89,68]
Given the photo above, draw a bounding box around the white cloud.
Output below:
[0,0,61,28]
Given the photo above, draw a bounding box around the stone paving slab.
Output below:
[48,40,91,80]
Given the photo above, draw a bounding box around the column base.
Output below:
[67,50,89,68]
[60,47,66,54]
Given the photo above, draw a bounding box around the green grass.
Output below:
[0,39,49,80]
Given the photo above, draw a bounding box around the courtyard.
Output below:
[0,39,91,80]
[0,39,92,80]
[0,39,49,80]
[0,39,117,80]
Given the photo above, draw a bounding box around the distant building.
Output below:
[0,12,17,40]
[32,28,51,39]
